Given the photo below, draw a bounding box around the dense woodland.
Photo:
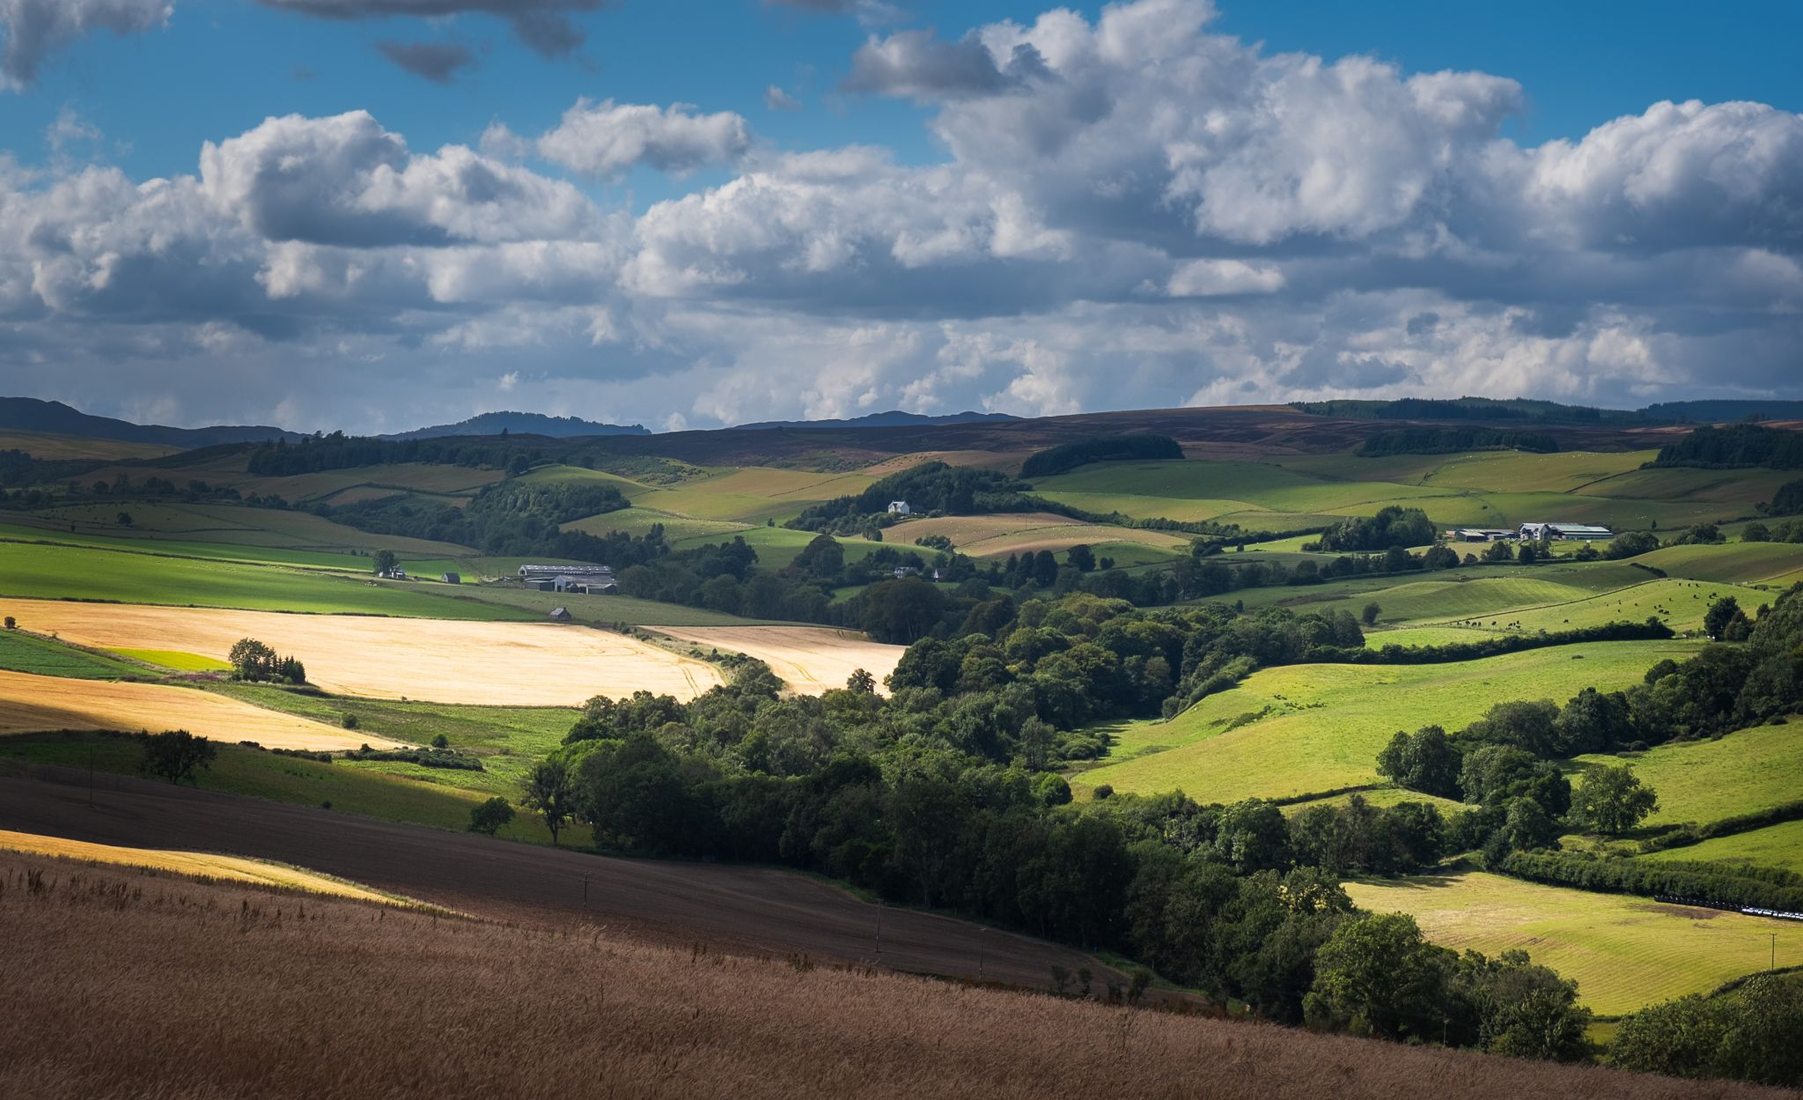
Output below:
[1650,424,1803,469]
[1355,428,1561,456]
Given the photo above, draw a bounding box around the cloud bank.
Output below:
[2,0,1800,432]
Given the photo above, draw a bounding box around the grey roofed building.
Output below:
[549,607,573,622]
[1519,522,1615,541]
[441,572,461,585]
[519,563,615,579]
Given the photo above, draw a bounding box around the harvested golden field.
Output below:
[656,626,906,695]
[861,450,1024,475]
[2,598,723,706]
[1,850,1776,1100]
[0,830,401,903]
[892,512,1190,558]
[0,669,398,750]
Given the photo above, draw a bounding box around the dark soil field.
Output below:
[0,767,1103,988]
[1,849,1783,1100]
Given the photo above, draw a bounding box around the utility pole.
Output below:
[875,903,883,962]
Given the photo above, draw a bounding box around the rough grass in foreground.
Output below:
[0,851,1777,1100]
[0,830,402,903]
[1344,870,1803,1017]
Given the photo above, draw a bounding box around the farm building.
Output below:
[440,572,461,585]
[1449,528,1514,542]
[548,607,573,623]
[886,500,912,515]
[1519,522,1615,541]
[519,563,617,594]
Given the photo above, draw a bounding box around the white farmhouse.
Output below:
[887,500,912,515]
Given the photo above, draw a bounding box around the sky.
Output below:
[0,0,1800,434]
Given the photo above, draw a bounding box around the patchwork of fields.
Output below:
[4,421,1801,1063]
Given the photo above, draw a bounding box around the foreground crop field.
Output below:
[0,850,1779,1100]
[0,598,724,706]
[0,669,398,751]
[0,830,403,903]
[1074,640,1702,802]
[1345,871,1802,1017]
[654,626,907,695]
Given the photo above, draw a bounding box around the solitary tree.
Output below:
[141,729,217,785]
[522,756,575,845]
[2,616,14,630]
[468,797,515,836]
[1704,596,1752,641]
[1361,602,1382,626]
[1572,764,1658,835]
[372,549,398,576]
[845,668,877,694]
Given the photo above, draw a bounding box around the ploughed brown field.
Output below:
[0,668,400,751]
[1,597,723,705]
[653,625,907,695]
[2,850,1780,1100]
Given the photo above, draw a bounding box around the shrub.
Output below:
[468,797,515,836]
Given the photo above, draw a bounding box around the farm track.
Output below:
[0,768,1111,989]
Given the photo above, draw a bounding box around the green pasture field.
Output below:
[436,584,785,627]
[0,429,174,461]
[106,648,232,672]
[0,730,580,846]
[208,683,576,791]
[1277,786,1465,816]
[1344,870,1803,1016]
[1361,626,1498,648]
[628,467,878,525]
[1070,639,1703,803]
[1571,722,1803,829]
[0,629,149,680]
[515,463,658,498]
[0,520,388,572]
[1577,466,1796,509]
[13,500,466,558]
[1635,542,1803,586]
[0,540,532,620]
[1424,577,1772,635]
[1640,819,1803,875]
[565,507,749,543]
[1418,451,1655,493]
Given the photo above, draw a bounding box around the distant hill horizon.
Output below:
[0,397,304,449]
[379,411,651,441]
[731,410,1022,431]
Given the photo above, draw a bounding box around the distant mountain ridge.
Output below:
[380,411,650,441]
[0,397,302,448]
[733,410,1021,431]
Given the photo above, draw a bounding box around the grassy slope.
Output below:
[1345,870,1803,1016]
[1640,819,1803,875]
[0,629,149,679]
[0,540,532,619]
[0,731,575,845]
[1073,640,1703,802]
[1571,722,1803,828]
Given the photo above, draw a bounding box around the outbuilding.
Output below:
[549,607,573,623]
[886,501,911,515]
[441,572,461,585]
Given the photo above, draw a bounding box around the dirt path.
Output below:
[655,626,906,695]
[1,598,724,706]
[0,768,1109,989]
[0,669,400,750]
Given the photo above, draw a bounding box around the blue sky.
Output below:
[1,0,1800,431]
[12,0,1799,184]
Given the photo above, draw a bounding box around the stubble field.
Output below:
[654,626,907,695]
